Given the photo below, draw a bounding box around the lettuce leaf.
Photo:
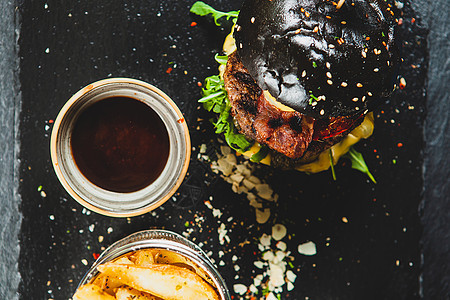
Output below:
[343,147,377,183]
[190,1,239,26]
[251,145,269,163]
[192,3,256,154]
[329,149,337,181]
[198,72,253,152]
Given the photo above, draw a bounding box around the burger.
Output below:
[194,0,399,174]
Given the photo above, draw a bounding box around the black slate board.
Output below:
[16,0,433,299]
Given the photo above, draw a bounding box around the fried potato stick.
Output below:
[90,273,124,296]
[132,249,155,267]
[97,263,220,300]
[154,250,215,287]
[115,286,162,300]
[72,284,116,300]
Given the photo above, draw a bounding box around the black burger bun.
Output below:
[234,0,400,118]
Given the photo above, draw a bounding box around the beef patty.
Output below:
[223,52,363,166]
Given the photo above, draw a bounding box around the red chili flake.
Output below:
[411,17,416,24]
[166,67,173,74]
[373,149,377,153]
[92,253,100,260]
[397,142,403,148]
[49,119,54,124]
[190,22,197,27]
[398,18,403,25]
[197,81,202,87]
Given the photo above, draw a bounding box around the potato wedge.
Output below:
[91,273,124,295]
[72,284,116,300]
[115,286,162,300]
[154,250,215,287]
[132,249,155,267]
[97,263,220,300]
[113,256,134,265]
[154,249,187,265]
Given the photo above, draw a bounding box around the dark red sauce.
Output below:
[71,97,170,193]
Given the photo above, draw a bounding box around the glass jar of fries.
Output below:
[74,229,231,300]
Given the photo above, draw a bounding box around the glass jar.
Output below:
[76,229,231,300]
[50,78,191,217]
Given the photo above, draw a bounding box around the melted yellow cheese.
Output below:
[238,143,272,165]
[295,112,374,173]
[263,90,296,112]
[223,28,237,55]
[220,30,375,173]
[238,113,374,173]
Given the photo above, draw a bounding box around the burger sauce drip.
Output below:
[71,97,170,193]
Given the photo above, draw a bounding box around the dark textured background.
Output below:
[0,0,447,299]
[414,0,450,298]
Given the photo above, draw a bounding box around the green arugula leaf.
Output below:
[198,90,225,103]
[214,53,228,65]
[344,147,377,183]
[309,93,318,105]
[198,67,253,152]
[329,149,337,181]
[190,1,239,26]
[250,145,269,163]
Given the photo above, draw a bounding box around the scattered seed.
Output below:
[399,77,406,89]
[233,284,247,295]
[298,241,317,256]
[272,224,287,241]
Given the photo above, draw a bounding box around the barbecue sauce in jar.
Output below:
[71,97,170,193]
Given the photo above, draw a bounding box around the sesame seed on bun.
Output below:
[234,0,399,118]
